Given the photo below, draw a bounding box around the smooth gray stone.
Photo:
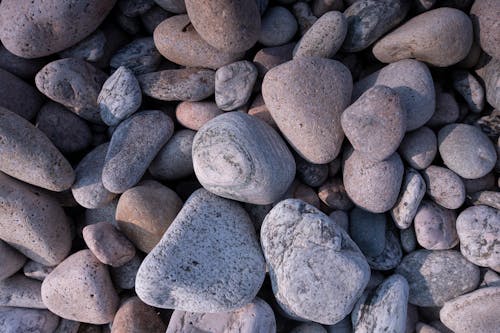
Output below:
[0,274,45,308]
[110,37,162,75]
[259,6,298,47]
[391,168,426,229]
[59,30,106,62]
[0,307,59,333]
[110,254,142,290]
[366,230,403,271]
[291,2,318,35]
[398,127,437,170]
[0,45,47,80]
[215,60,257,111]
[400,226,417,253]
[349,207,386,257]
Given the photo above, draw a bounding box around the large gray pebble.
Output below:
[59,30,106,62]
[0,274,44,308]
[396,249,480,307]
[366,230,403,271]
[260,199,370,325]
[438,123,497,179]
[110,37,162,75]
[193,112,295,205]
[456,205,500,272]
[103,110,174,193]
[259,7,298,47]
[351,274,409,333]
[353,60,435,131]
[452,70,484,113]
[391,168,426,229]
[349,207,386,257]
[0,240,26,281]
[422,166,465,209]
[398,127,437,170]
[0,68,43,120]
[414,200,458,250]
[0,307,59,333]
[343,149,404,213]
[98,66,142,126]
[136,189,265,312]
[215,61,257,111]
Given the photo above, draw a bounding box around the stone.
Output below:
[176,101,223,131]
[391,168,426,229]
[116,11,142,35]
[0,45,46,80]
[136,189,265,312]
[452,70,484,113]
[312,0,344,17]
[422,166,466,209]
[469,191,500,210]
[154,0,186,13]
[398,127,437,170]
[141,6,171,34]
[440,286,500,333]
[185,0,261,53]
[259,7,298,47]
[296,157,329,187]
[291,323,327,333]
[292,2,318,35]
[470,0,500,59]
[395,249,480,307]
[318,178,354,211]
[116,180,183,253]
[463,173,496,194]
[414,200,459,250]
[102,110,174,193]
[0,240,25,281]
[253,43,294,81]
[326,317,352,333]
[351,274,409,333]
[23,260,54,281]
[0,0,116,58]
[476,55,500,110]
[0,274,44,308]
[215,61,258,111]
[260,199,370,325]
[154,15,243,70]
[262,57,352,163]
[456,205,500,272]
[0,108,75,191]
[426,89,459,128]
[35,58,108,124]
[365,230,403,271]
[294,11,346,59]
[283,180,321,209]
[166,298,276,333]
[0,307,59,333]
[343,149,404,213]
[138,68,215,102]
[59,30,106,62]
[349,207,386,257]
[192,112,295,205]
[438,123,497,179]
[110,37,162,75]
[72,143,116,209]
[373,7,473,67]
[98,66,142,126]
[0,68,43,120]
[0,173,72,266]
[329,210,349,232]
[401,226,417,253]
[118,0,154,16]
[149,129,195,181]
[342,0,411,52]
[341,85,406,161]
[83,198,119,231]
[41,250,119,324]
[111,296,166,333]
[110,254,142,290]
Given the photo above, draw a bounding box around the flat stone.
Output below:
[175,101,223,131]
[0,240,26,281]
[422,166,466,209]
[470,0,500,59]
[398,127,437,170]
[259,6,298,47]
[23,260,54,281]
[0,68,43,120]
[59,30,107,62]
[0,274,44,308]
[111,296,166,333]
[452,70,485,113]
[414,200,459,250]
[110,37,162,75]
[349,207,386,257]
[391,168,426,229]
[0,307,59,333]
[215,61,257,111]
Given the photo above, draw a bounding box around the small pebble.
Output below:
[110,37,162,75]
[260,7,298,47]
[0,240,26,281]
[401,226,417,253]
[422,165,466,209]
[426,89,460,128]
[111,296,166,333]
[23,260,54,281]
[391,168,426,229]
[398,127,437,170]
[0,307,59,333]
[175,101,223,131]
[215,60,258,111]
[349,207,386,257]
[414,200,459,250]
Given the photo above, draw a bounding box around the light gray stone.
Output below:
[414,200,458,250]
[215,61,257,111]
[0,307,59,333]
[391,168,426,229]
[0,274,45,308]
[422,166,466,210]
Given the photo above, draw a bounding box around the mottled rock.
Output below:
[0,240,25,281]
[0,307,59,333]
[59,30,106,62]
[318,178,354,210]
[175,101,223,131]
[422,166,466,209]
[111,296,166,333]
[110,254,142,290]
[260,7,298,47]
[136,189,265,312]
[0,68,43,120]
[365,230,403,271]
[23,261,54,281]
[349,208,386,257]
[470,0,500,59]
[391,168,426,229]
[0,274,44,308]
[414,200,458,250]
[215,61,257,111]
[110,38,162,75]
[452,70,484,113]
[396,250,480,306]
[398,127,437,170]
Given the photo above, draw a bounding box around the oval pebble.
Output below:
[259,7,298,47]
[391,168,426,229]
[111,296,167,333]
[0,240,26,281]
[414,200,459,250]
[349,207,386,257]
[193,112,295,205]
[0,68,43,120]
[175,101,223,131]
[422,166,466,209]
[215,60,258,111]
[0,307,59,333]
[398,127,437,170]
[110,37,162,75]
[470,0,500,59]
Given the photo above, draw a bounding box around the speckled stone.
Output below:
[185,0,261,53]
[136,189,265,312]
[261,199,370,325]
[0,240,26,281]
[422,166,466,209]
[398,127,437,170]
[192,112,295,205]
[215,61,257,111]
[414,200,459,250]
[365,230,403,271]
[439,123,497,179]
[111,296,166,333]
[59,30,106,62]
[0,68,43,120]
[391,168,426,229]
[110,254,142,290]
[0,307,59,333]
[470,0,500,59]
[41,250,119,324]
[343,149,404,213]
[469,191,500,210]
[110,37,162,75]
[0,274,44,308]
[259,6,298,47]
[102,110,174,193]
[456,205,500,272]
[0,172,72,266]
[349,207,386,257]
[23,260,54,281]
[396,250,480,307]
[0,0,116,58]
[175,101,223,131]
[262,57,352,163]
[139,68,215,102]
[373,7,473,67]
[452,70,484,113]
[318,178,354,211]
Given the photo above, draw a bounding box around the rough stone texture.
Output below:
[0,240,26,281]
[342,0,411,52]
[262,57,352,163]
[149,129,195,181]
[373,7,473,67]
[456,205,500,272]
[398,127,437,170]
[294,11,346,59]
[215,61,257,111]
[469,190,500,210]
[185,0,261,53]
[318,178,354,211]
[476,55,500,110]
[23,260,54,281]
[414,200,459,250]
[192,112,295,205]
[0,0,116,58]
[342,85,406,161]
[260,199,370,325]
[0,68,43,121]
[102,110,174,193]
[470,0,500,59]
[166,298,276,333]
[452,70,484,113]
[116,180,183,253]
[98,66,142,126]
[0,274,44,308]
[343,149,404,213]
[422,166,466,209]
[59,30,106,62]
[296,157,329,187]
[0,307,59,333]
[41,250,119,324]
[0,172,72,266]
[0,108,75,192]
[366,230,403,271]
[110,254,142,290]
[440,286,500,333]
[155,0,186,13]
[111,296,166,333]
[259,6,298,47]
[349,207,386,257]
[136,189,265,312]
[351,274,409,333]
[438,123,497,179]
[139,68,215,102]
[110,37,162,75]
[154,15,244,70]
[391,168,426,229]
[395,250,480,307]
[353,60,435,131]
[426,89,460,128]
